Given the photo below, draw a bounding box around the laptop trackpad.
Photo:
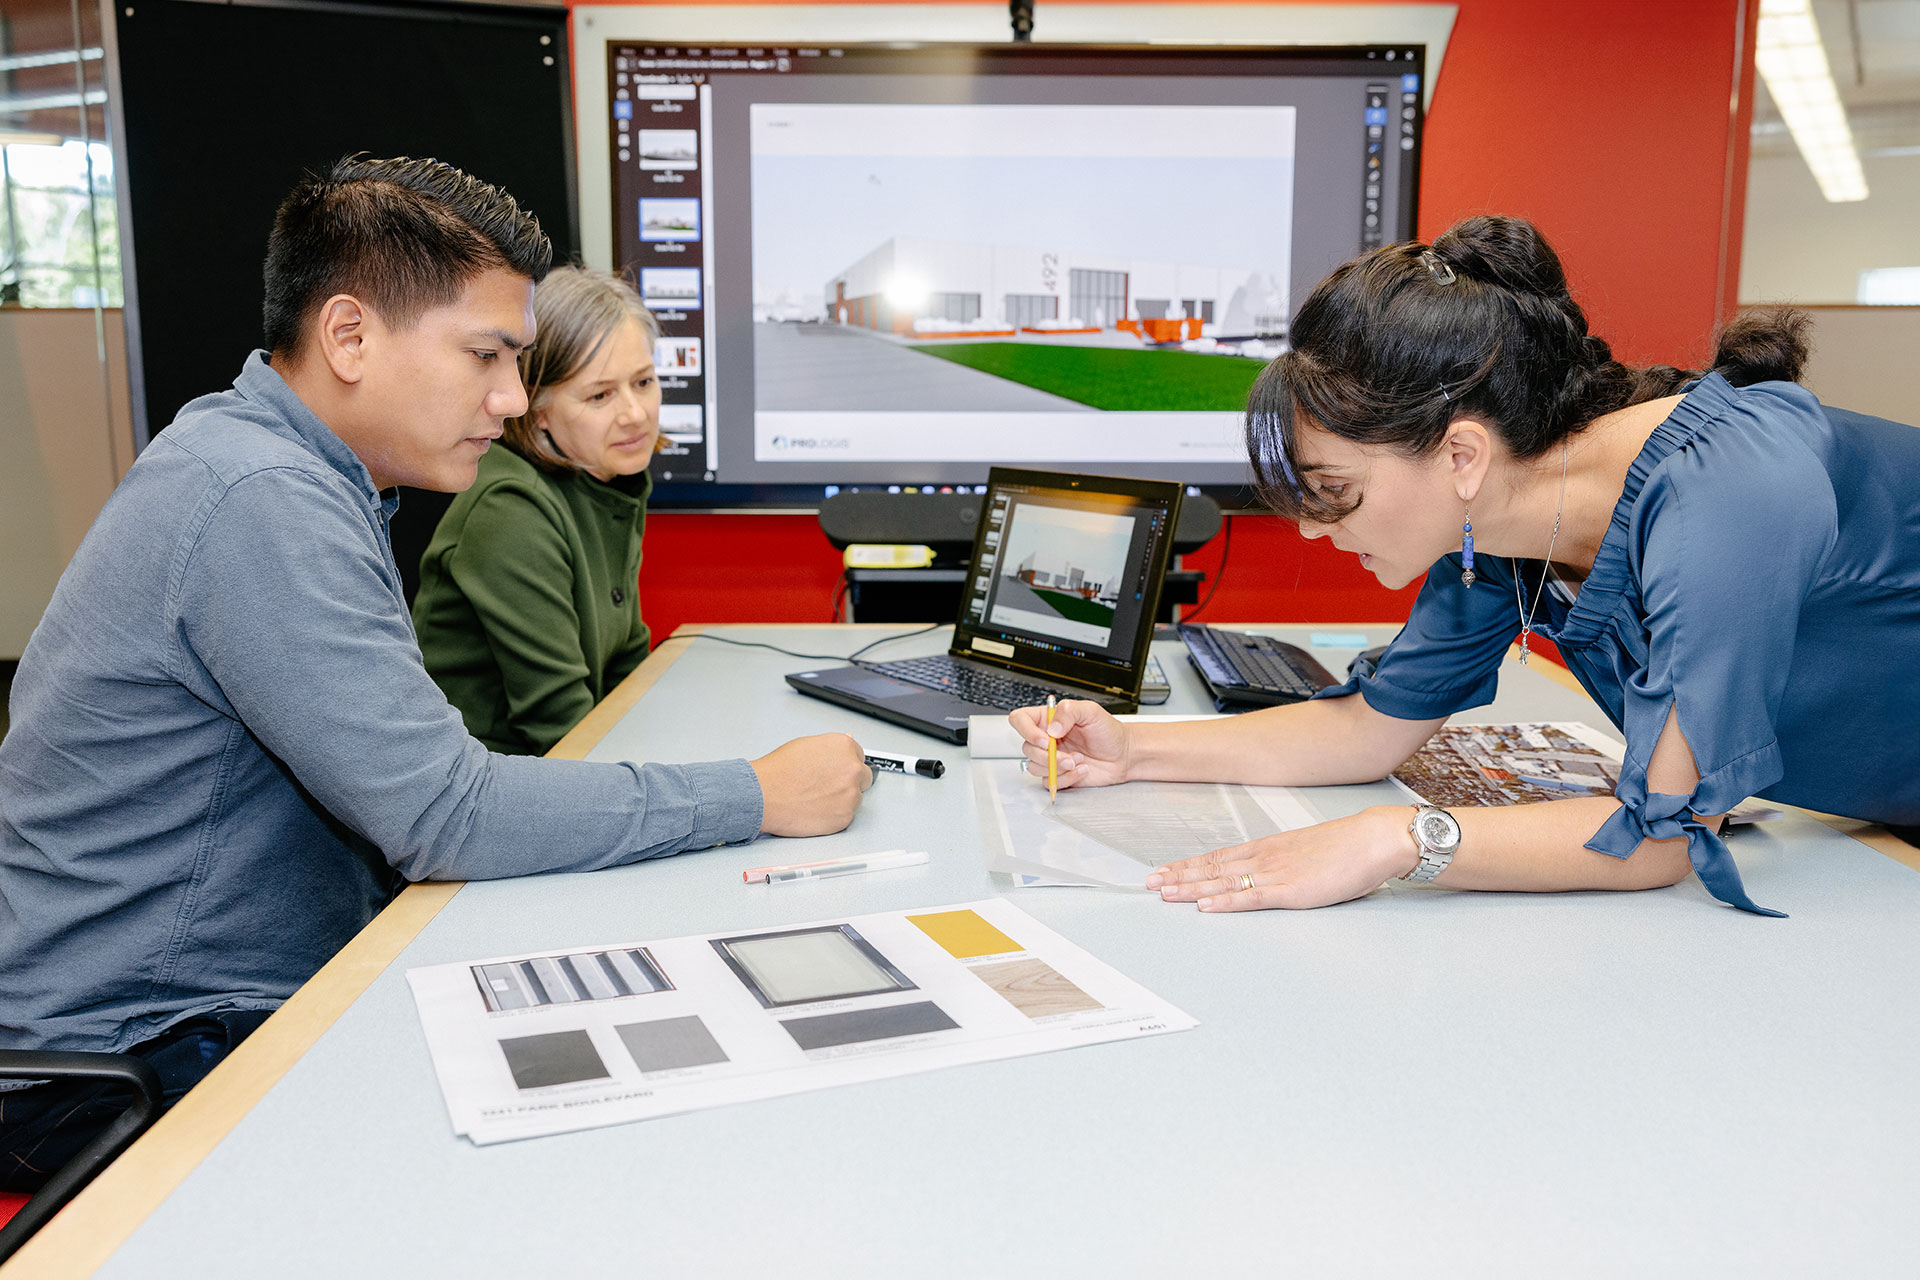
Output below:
[837,671,937,702]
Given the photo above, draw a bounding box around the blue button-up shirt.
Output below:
[1319,374,1920,914]
[0,354,763,1052]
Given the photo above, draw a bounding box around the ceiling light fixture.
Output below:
[1755,0,1869,202]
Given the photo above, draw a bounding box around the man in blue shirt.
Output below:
[0,157,870,1190]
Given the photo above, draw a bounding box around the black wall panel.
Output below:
[113,0,577,443]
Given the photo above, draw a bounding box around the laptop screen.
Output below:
[953,468,1183,695]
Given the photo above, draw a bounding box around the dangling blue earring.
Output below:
[1460,508,1476,587]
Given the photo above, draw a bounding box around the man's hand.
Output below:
[750,733,873,836]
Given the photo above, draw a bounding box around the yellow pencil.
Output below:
[1046,694,1058,805]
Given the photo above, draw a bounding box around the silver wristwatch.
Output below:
[1402,805,1462,882]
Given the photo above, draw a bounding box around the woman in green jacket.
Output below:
[414,266,663,755]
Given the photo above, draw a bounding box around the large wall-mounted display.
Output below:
[576,9,1451,509]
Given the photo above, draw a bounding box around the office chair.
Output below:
[0,1051,163,1262]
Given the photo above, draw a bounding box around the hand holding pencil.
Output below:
[1046,695,1057,804]
[1006,698,1133,793]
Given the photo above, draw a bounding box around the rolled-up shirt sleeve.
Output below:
[1583,429,1837,916]
[173,469,763,881]
[1313,553,1523,721]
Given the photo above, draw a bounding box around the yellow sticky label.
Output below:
[908,909,1021,959]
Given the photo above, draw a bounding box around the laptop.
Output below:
[787,467,1184,743]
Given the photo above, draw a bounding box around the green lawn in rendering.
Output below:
[1029,588,1116,628]
[906,342,1264,411]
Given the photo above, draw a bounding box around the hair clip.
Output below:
[1438,380,1453,402]
[1420,250,1457,285]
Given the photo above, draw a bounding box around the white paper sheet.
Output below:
[975,759,1319,888]
[407,898,1196,1144]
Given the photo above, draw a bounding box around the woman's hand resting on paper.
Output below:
[1007,699,1132,789]
[1008,703,1430,910]
[1144,805,1421,912]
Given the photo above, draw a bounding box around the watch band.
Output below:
[1401,805,1461,883]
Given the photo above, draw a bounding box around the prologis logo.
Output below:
[769,435,850,450]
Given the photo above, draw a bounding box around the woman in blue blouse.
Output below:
[1011,216,1920,915]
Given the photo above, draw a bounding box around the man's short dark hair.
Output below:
[263,155,552,357]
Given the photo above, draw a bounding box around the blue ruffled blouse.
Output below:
[1318,374,1920,914]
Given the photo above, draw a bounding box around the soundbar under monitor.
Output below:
[605,41,1425,508]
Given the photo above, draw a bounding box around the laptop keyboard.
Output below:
[873,656,1112,710]
[1180,625,1333,702]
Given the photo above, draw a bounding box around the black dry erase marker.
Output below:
[864,750,945,779]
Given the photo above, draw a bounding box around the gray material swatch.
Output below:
[724,928,903,1006]
[498,1029,610,1090]
[615,1016,731,1073]
[473,948,668,1013]
[780,1001,959,1051]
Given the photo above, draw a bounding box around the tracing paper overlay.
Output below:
[976,760,1319,889]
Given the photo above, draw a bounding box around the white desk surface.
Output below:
[51,627,1920,1277]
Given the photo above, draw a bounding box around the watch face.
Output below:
[1414,809,1462,854]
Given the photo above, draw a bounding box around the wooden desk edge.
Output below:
[1,638,699,1278]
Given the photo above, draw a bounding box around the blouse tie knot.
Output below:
[1589,782,1785,918]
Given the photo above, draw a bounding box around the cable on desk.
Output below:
[686,621,945,665]
[686,634,851,662]
[844,622,943,663]
[1181,513,1233,622]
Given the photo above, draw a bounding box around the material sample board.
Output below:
[408,899,1195,1144]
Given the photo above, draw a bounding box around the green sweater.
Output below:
[413,445,652,755]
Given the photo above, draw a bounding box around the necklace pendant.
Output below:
[1519,634,1531,665]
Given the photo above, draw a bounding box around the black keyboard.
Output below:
[1179,625,1338,706]
[874,656,1119,710]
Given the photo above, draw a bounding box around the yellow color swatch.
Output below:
[908,909,1021,959]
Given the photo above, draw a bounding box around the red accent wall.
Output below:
[580,0,1758,639]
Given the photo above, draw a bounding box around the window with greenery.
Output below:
[2,0,119,311]
[1,139,120,307]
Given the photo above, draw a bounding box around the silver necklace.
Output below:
[1512,441,1569,665]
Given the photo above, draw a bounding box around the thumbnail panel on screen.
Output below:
[640,198,700,242]
[748,102,1295,469]
[639,128,698,170]
[656,335,703,375]
[642,267,702,311]
[987,500,1137,648]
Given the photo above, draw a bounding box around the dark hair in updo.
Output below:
[1246,215,1810,522]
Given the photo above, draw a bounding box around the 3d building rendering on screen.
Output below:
[818,236,1289,343]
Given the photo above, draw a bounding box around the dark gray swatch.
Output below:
[616,1016,731,1073]
[498,1029,610,1090]
[781,1001,959,1051]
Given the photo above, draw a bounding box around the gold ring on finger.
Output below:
[1238,872,1255,892]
